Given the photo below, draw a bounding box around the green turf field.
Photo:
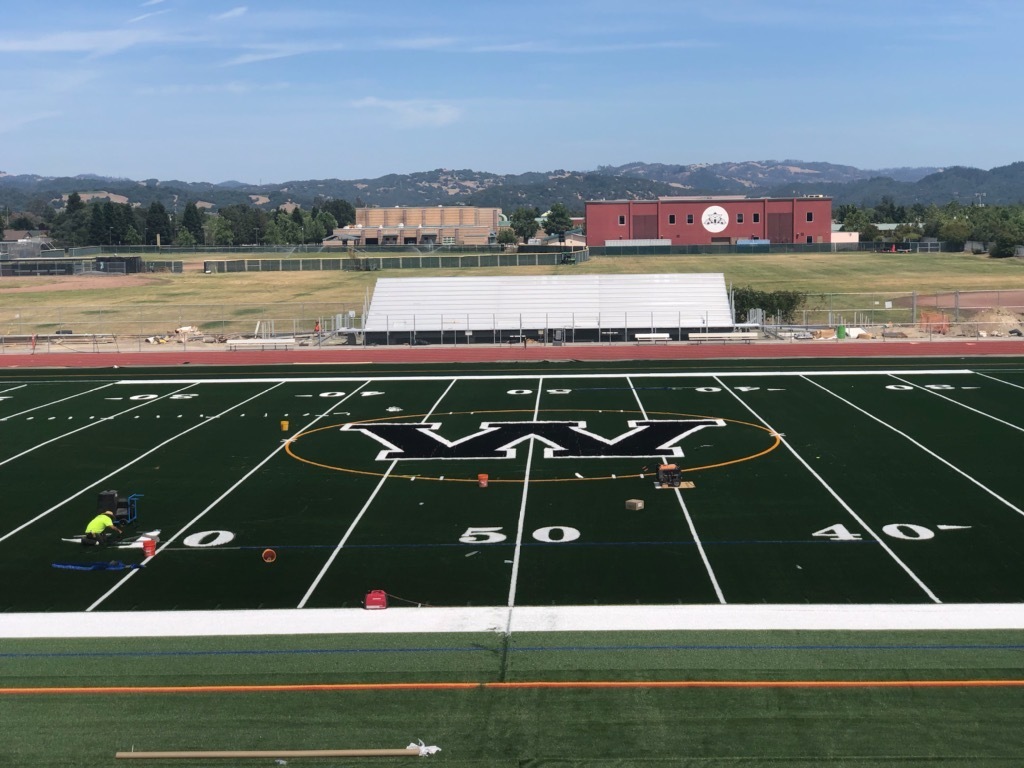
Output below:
[4,358,1024,766]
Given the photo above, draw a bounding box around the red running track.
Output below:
[1,339,1023,369]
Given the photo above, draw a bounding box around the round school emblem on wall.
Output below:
[701,205,729,233]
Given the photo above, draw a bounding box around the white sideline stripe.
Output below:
[889,374,1024,433]
[629,375,725,604]
[121,370,975,386]
[805,376,1024,521]
[0,384,27,394]
[717,376,941,603]
[0,382,114,420]
[5,604,1024,638]
[0,384,199,468]
[505,379,543,630]
[298,378,457,609]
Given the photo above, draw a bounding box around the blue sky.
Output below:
[3,0,1022,183]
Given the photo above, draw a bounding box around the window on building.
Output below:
[806,212,814,222]
[686,214,694,224]
[806,236,813,244]
[753,213,760,223]
[441,236,456,245]
[736,213,744,224]
[668,214,676,224]
[618,215,626,225]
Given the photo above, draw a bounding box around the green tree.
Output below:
[122,226,142,245]
[203,216,234,246]
[181,202,205,244]
[542,203,574,239]
[939,218,971,250]
[320,198,356,227]
[496,227,518,246]
[175,229,197,248]
[145,201,172,245]
[733,287,805,323]
[89,203,111,245]
[66,192,85,216]
[840,208,879,243]
[509,206,540,243]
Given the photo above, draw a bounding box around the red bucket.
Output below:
[142,538,156,557]
[477,473,488,488]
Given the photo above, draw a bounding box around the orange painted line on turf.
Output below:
[485,679,1024,689]
[3,679,1024,695]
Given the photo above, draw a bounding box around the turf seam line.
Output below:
[5,679,1024,695]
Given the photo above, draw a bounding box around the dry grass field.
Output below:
[2,251,1024,337]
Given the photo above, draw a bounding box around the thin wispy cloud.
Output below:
[0,111,63,135]
[0,29,168,56]
[128,9,171,24]
[140,0,166,6]
[471,39,707,54]
[136,80,290,96]
[212,6,248,21]
[223,42,345,66]
[350,97,461,128]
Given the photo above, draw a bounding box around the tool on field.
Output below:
[97,490,143,527]
[656,464,681,488]
[262,548,277,563]
[115,740,441,759]
[364,589,388,609]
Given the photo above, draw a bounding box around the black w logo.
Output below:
[343,419,724,461]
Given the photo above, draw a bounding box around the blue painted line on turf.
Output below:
[4,643,1024,661]
[200,539,879,552]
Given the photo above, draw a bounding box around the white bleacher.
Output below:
[363,274,733,333]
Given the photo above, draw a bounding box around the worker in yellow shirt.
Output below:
[83,509,122,546]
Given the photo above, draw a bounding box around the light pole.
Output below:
[108,227,113,247]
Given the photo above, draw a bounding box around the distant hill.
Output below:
[1,160,1022,214]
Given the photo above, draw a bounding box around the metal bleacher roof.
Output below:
[363,273,734,332]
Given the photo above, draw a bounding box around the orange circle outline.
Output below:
[284,409,779,483]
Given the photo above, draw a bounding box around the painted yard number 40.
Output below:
[813,523,970,541]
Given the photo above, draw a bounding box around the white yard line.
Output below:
[718,376,942,603]
[0,383,282,548]
[91,381,367,612]
[0,384,199,468]
[0,384,27,395]
[804,375,1024,521]
[0,382,115,420]
[629,375,725,604]
[970,371,1024,392]
[889,374,1024,433]
[297,379,458,609]
[504,380,544,632]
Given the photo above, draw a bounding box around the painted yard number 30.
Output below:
[460,526,581,544]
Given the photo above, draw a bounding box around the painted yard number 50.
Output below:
[460,526,581,544]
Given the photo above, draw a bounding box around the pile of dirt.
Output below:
[955,307,1024,337]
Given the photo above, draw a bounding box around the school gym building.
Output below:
[585,196,833,246]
